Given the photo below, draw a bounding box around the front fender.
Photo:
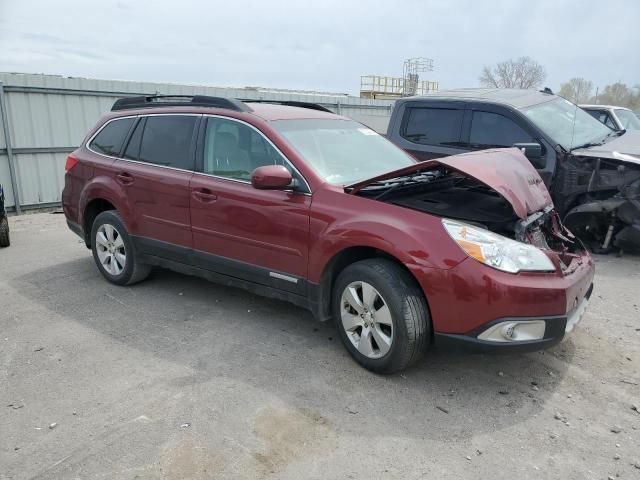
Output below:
[307,189,468,283]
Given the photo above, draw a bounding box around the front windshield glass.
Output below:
[615,109,640,130]
[522,98,611,150]
[272,119,415,185]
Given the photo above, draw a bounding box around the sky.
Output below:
[1,0,639,96]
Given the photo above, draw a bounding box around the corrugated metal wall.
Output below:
[0,73,394,211]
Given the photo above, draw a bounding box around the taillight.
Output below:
[65,154,79,172]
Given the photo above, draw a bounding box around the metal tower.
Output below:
[402,57,434,96]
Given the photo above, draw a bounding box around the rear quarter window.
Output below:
[401,107,463,146]
[89,117,135,156]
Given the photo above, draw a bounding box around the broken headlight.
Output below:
[442,219,555,273]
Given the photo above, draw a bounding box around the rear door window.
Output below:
[89,117,135,156]
[137,115,197,170]
[468,111,533,148]
[401,108,464,146]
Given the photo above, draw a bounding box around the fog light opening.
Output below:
[501,324,516,340]
[478,320,546,343]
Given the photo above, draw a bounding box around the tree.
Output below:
[479,57,546,89]
[592,82,638,109]
[559,78,593,104]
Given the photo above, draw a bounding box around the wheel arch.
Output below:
[313,245,430,323]
[78,176,132,248]
[82,198,117,247]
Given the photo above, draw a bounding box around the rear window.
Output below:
[138,115,197,170]
[469,111,533,148]
[402,107,463,146]
[89,117,135,156]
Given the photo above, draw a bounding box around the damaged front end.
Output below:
[513,206,586,273]
[556,153,640,253]
[349,148,587,271]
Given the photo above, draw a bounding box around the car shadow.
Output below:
[12,257,575,442]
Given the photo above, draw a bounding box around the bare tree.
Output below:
[559,78,594,104]
[479,57,546,89]
[592,82,637,108]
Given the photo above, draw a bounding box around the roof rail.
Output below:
[111,95,252,112]
[241,99,333,113]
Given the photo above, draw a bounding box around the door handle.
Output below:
[116,172,134,185]
[192,189,218,202]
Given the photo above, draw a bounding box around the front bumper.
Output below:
[434,283,593,353]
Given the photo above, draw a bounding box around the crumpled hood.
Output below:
[348,148,553,220]
[572,130,640,166]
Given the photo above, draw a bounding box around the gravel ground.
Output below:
[1,212,639,480]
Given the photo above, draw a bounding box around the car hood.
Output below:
[571,130,640,166]
[347,148,553,220]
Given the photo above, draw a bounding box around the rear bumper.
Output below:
[434,283,593,353]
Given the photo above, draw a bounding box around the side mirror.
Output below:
[513,142,542,160]
[251,165,293,190]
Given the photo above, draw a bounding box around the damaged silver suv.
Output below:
[386,89,640,253]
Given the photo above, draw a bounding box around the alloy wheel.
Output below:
[340,281,393,358]
[95,223,126,276]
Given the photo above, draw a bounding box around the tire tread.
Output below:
[0,217,10,248]
[334,258,431,374]
[91,210,150,286]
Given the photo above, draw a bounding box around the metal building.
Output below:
[0,73,394,212]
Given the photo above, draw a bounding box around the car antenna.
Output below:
[569,103,578,151]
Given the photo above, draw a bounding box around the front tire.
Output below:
[90,211,150,286]
[0,216,9,247]
[332,259,430,374]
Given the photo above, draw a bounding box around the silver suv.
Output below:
[580,104,640,131]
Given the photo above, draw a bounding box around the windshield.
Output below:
[615,109,640,130]
[522,98,612,150]
[272,119,415,185]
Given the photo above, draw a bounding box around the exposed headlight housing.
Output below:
[442,218,555,273]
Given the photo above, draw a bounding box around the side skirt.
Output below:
[139,254,317,315]
[132,235,324,320]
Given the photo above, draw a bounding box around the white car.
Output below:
[580,104,640,131]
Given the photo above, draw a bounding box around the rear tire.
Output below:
[0,217,9,248]
[332,259,430,374]
[90,211,150,286]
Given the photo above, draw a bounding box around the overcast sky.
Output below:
[1,0,638,95]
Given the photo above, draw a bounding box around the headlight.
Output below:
[442,218,555,273]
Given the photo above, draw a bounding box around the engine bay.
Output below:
[357,169,585,271]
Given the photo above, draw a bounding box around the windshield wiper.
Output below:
[404,133,428,141]
[606,128,626,139]
[374,175,421,200]
[572,140,604,150]
[572,129,626,151]
[374,171,454,200]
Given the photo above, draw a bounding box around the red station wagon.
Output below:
[62,95,595,373]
